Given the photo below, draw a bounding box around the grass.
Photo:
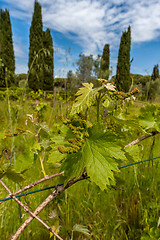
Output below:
[0,95,160,239]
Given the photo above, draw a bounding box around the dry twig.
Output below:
[0,172,64,205]
[0,180,63,240]
[11,172,87,239]
[125,130,159,148]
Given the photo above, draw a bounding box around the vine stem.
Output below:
[124,130,159,148]
[10,172,87,239]
[0,172,64,205]
[40,154,46,176]
[0,180,63,240]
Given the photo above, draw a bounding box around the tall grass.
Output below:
[0,97,160,239]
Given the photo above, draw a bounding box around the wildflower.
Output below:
[25,114,34,125]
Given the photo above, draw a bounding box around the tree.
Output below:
[99,44,110,80]
[0,9,15,87]
[28,1,54,91]
[76,54,95,84]
[28,1,43,91]
[67,70,78,91]
[42,28,54,90]
[76,54,103,86]
[151,64,159,81]
[115,26,131,92]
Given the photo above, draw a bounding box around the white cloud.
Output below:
[3,0,160,50]
[7,0,160,54]
[2,0,160,74]
[14,42,25,58]
[15,63,28,74]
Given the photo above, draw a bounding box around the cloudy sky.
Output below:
[1,0,160,77]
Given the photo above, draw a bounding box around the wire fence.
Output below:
[0,156,160,203]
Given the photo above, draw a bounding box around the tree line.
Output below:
[0,1,53,91]
[0,0,159,97]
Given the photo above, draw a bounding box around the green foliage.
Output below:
[61,125,126,190]
[14,148,34,172]
[70,83,100,115]
[0,89,5,100]
[130,70,160,101]
[42,29,54,90]
[14,73,27,87]
[151,64,159,81]
[76,54,94,83]
[0,9,15,87]
[28,2,54,91]
[67,70,78,91]
[54,78,67,88]
[72,224,90,238]
[99,44,110,80]
[76,54,101,85]
[28,1,43,90]
[28,1,54,91]
[115,26,131,92]
[139,104,160,131]
[147,78,160,101]
[4,168,24,183]
[1,85,160,239]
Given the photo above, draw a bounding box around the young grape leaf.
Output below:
[62,125,127,190]
[38,122,50,138]
[32,142,41,154]
[70,83,100,115]
[103,82,116,91]
[103,98,111,108]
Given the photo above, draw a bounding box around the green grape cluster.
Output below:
[58,115,91,154]
[109,88,139,101]
[106,118,117,132]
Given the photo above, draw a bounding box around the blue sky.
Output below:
[1,0,160,78]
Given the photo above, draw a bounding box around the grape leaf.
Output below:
[5,168,24,183]
[103,82,116,91]
[154,116,160,132]
[14,149,34,172]
[103,98,111,108]
[48,147,67,164]
[139,111,155,130]
[125,145,142,162]
[38,122,50,138]
[32,142,41,154]
[139,104,160,131]
[40,139,52,150]
[62,125,126,190]
[70,83,99,115]
[48,125,74,164]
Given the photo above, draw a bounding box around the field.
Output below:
[0,87,160,240]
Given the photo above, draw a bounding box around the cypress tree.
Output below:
[28,0,43,91]
[0,9,15,87]
[115,26,131,92]
[99,44,110,80]
[42,28,54,90]
[151,64,159,80]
